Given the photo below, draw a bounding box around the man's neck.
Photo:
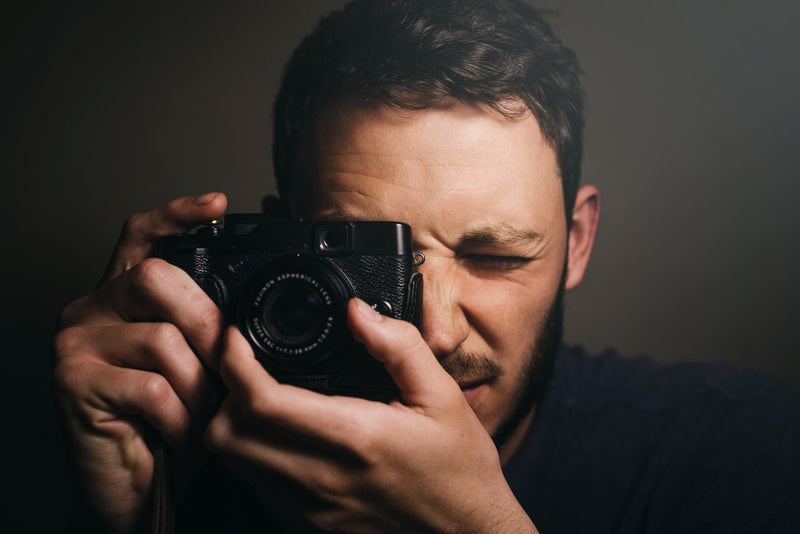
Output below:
[498,405,536,466]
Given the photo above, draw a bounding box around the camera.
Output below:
[157,214,422,401]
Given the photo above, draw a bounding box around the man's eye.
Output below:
[462,254,533,271]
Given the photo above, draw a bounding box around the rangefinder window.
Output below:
[316,224,350,254]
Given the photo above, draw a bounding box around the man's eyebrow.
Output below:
[459,224,545,247]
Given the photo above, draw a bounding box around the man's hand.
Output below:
[206,297,537,533]
[52,193,228,532]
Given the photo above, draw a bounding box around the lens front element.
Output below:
[262,275,331,347]
[241,258,352,370]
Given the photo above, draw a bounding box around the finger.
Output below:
[54,357,193,450]
[214,326,386,446]
[101,192,227,284]
[54,323,217,425]
[61,258,226,369]
[207,396,357,489]
[347,298,462,407]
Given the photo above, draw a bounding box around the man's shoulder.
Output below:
[519,345,800,533]
[554,344,799,417]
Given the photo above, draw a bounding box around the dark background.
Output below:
[4,1,799,531]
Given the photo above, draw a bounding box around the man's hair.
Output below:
[273,0,584,216]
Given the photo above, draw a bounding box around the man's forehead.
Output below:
[301,99,556,179]
[310,96,540,145]
[291,98,564,232]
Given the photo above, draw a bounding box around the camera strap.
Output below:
[150,440,175,534]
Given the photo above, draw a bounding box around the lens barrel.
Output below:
[240,257,353,370]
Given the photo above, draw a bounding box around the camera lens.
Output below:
[265,282,326,343]
[240,257,353,370]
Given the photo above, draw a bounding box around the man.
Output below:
[53,0,798,532]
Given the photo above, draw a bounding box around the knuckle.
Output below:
[398,317,424,340]
[241,390,275,421]
[120,211,148,241]
[189,304,225,354]
[140,373,174,405]
[52,326,85,362]
[147,321,185,351]
[203,414,231,453]
[140,373,191,439]
[349,425,382,468]
[406,336,431,360]
[52,357,91,399]
[230,385,289,428]
[374,320,425,355]
[57,295,91,328]
[162,197,185,219]
[196,304,224,331]
[129,257,174,290]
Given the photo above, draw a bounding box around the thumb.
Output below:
[347,298,461,407]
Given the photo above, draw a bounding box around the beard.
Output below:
[490,279,563,449]
[437,269,565,451]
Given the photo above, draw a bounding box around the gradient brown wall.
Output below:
[4,1,798,530]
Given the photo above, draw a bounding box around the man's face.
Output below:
[289,99,568,447]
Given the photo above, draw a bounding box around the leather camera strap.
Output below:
[150,441,175,534]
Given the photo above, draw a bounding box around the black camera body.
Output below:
[157,214,422,401]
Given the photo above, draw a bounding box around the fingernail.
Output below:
[194,192,220,205]
[355,298,384,322]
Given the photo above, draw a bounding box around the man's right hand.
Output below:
[53,193,228,532]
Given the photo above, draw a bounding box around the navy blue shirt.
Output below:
[178,346,800,532]
[504,345,800,533]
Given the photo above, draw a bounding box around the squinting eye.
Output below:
[462,255,533,271]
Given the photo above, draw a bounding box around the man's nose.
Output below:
[416,259,469,359]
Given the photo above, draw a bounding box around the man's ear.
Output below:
[565,185,600,291]
[261,194,290,219]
